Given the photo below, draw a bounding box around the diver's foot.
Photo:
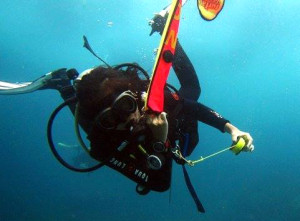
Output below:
[136,184,150,195]
[40,68,79,91]
[149,13,168,36]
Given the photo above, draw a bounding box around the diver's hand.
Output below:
[224,123,254,152]
[146,112,168,142]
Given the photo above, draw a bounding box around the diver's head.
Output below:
[76,66,147,131]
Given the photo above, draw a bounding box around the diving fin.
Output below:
[0,68,78,95]
[0,72,57,95]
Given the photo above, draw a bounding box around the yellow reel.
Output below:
[230,137,246,155]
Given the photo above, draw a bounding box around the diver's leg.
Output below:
[40,68,79,114]
[150,13,200,156]
[172,41,201,156]
[149,14,201,100]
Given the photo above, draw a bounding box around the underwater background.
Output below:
[0,0,299,220]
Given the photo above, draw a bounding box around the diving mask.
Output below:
[96,90,138,130]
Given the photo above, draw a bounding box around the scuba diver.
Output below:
[0,1,253,212]
[0,41,254,212]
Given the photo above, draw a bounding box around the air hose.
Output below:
[47,97,104,172]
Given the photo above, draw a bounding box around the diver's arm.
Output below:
[184,99,254,152]
[173,41,201,100]
[182,99,229,132]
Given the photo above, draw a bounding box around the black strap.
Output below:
[181,133,205,213]
[182,165,205,213]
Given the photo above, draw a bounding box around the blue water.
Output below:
[1,0,300,220]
